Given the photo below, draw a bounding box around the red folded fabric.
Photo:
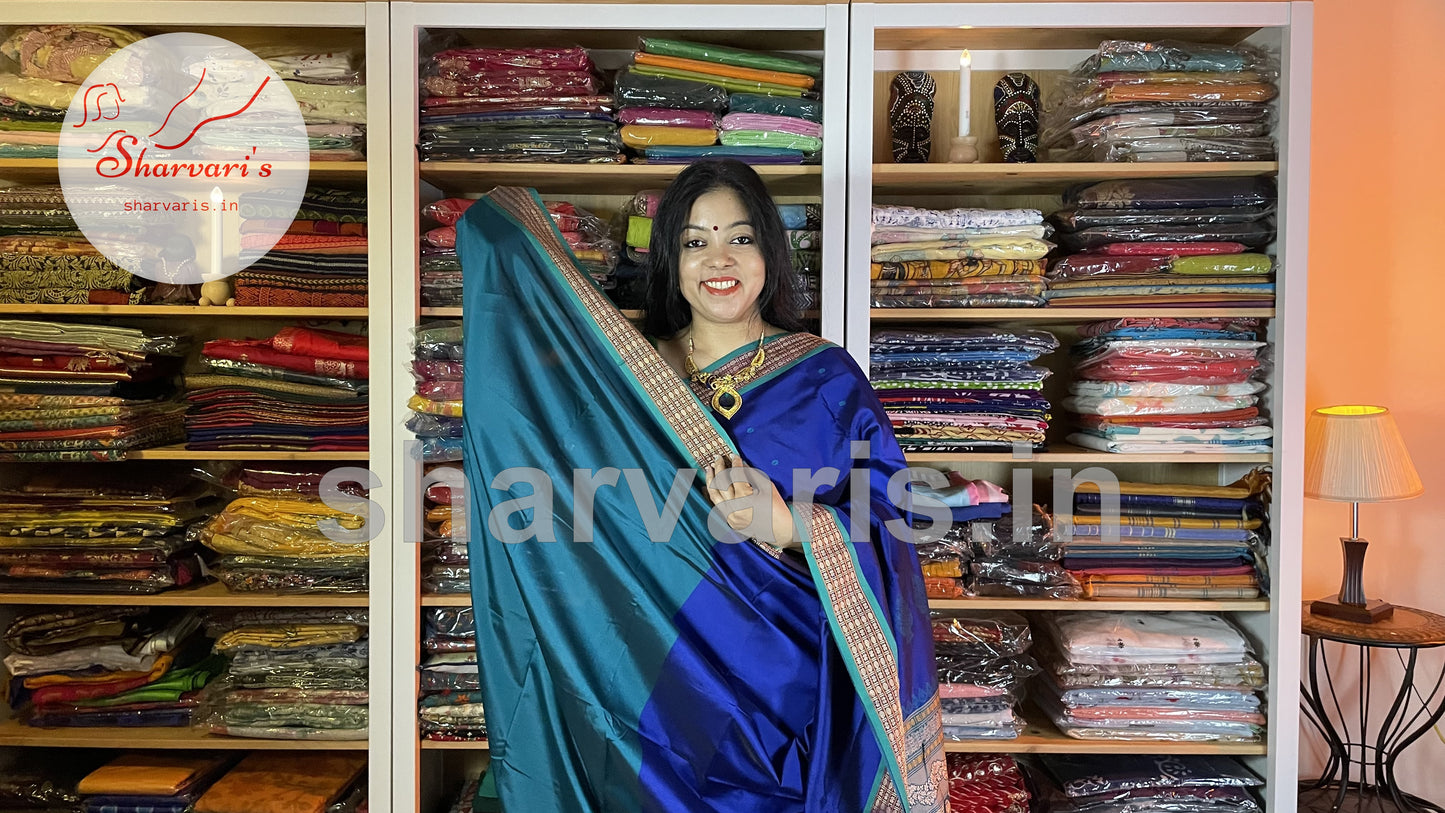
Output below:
[270,327,368,362]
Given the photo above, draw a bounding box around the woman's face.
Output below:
[676,188,766,329]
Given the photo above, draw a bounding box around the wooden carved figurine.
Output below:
[888,72,935,163]
[993,72,1041,163]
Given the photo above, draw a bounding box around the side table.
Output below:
[1299,603,1445,813]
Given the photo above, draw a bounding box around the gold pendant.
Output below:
[711,385,742,419]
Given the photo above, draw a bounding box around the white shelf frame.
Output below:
[0,4,394,811]
[388,5,848,811]
[847,5,1311,813]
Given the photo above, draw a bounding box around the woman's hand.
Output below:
[704,453,799,549]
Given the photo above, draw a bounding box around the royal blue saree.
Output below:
[458,187,947,812]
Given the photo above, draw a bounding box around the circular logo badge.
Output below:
[59,32,310,286]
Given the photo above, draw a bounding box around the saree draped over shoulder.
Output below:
[457,187,947,813]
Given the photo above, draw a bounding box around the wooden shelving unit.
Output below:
[424,593,1269,613]
[0,582,369,608]
[0,158,367,185]
[123,446,370,461]
[904,444,1276,465]
[0,305,369,318]
[420,162,822,196]
[0,720,368,750]
[872,160,1279,194]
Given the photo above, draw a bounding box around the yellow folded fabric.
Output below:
[1070,515,1263,530]
[1103,83,1276,103]
[870,259,1047,281]
[620,124,717,148]
[212,623,364,652]
[195,752,367,813]
[78,753,231,796]
[219,496,366,529]
[634,51,814,89]
[1073,480,1252,499]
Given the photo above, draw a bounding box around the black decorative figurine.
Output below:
[888,72,935,163]
[993,72,1041,163]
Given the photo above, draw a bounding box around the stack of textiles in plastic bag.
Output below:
[422,472,468,595]
[4,607,223,728]
[871,327,1058,451]
[0,467,211,594]
[419,607,487,742]
[184,326,368,452]
[251,46,367,160]
[200,609,369,740]
[194,752,368,813]
[410,321,464,465]
[419,46,620,164]
[1044,39,1278,163]
[933,611,1035,740]
[1033,755,1263,813]
[0,320,187,461]
[946,754,1032,813]
[617,189,822,308]
[618,38,823,166]
[1064,316,1270,454]
[199,477,369,593]
[1034,611,1268,742]
[0,26,143,158]
[235,187,369,306]
[870,205,1052,308]
[424,196,619,295]
[1063,471,1270,599]
[1045,178,1276,307]
[916,496,1078,600]
[0,753,99,813]
[77,754,232,813]
[0,186,156,305]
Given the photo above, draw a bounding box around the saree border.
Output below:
[687,332,834,407]
[480,188,733,469]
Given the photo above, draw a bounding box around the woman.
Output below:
[457,161,948,813]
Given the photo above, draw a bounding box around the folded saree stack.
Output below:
[618,189,822,307]
[0,753,95,812]
[422,473,468,595]
[619,37,823,165]
[249,46,367,160]
[933,611,1034,740]
[1034,612,1267,742]
[184,326,368,451]
[917,501,1078,600]
[234,187,369,307]
[1045,178,1276,307]
[199,483,370,593]
[77,753,232,813]
[1064,316,1271,454]
[0,26,143,158]
[1044,39,1279,162]
[870,204,1052,308]
[947,754,1033,813]
[419,607,487,741]
[4,608,221,728]
[0,467,211,594]
[1063,471,1270,599]
[193,752,368,813]
[1034,755,1264,813]
[871,327,1058,451]
[199,609,369,740]
[0,319,186,460]
[419,46,622,164]
[423,197,619,295]
[410,321,464,465]
[0,185,153,305]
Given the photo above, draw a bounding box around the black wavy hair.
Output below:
[642,159,803,339]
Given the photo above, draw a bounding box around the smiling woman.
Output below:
[456,163,949,811]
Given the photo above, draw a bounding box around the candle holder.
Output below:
[947,135,980,164]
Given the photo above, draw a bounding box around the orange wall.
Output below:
[1304,0,1445,798]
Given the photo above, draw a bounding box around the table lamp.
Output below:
[1304,405,1423,623]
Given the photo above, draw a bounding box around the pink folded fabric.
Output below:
[617,107,718,128]
[1085,242,1246,257]
[940,684,1009,699]
[719,112,822,138]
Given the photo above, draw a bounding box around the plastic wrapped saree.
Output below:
[457,187,947,812]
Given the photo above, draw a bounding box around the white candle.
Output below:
[210,186,223,279]
[958,50,972,137]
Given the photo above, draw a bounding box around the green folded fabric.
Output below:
[720,130,822,153]
[626,216,653,250]
[640,37,822,78]
[1171,253,1274,276]
[74,655,228,707]
[630,65,806,98]
[729,93,822,123]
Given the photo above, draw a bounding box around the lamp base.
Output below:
[1311,595,1395,624]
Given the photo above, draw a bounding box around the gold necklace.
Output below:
[685,331,766,419]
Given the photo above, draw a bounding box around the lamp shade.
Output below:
[1304,405,1423,502]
